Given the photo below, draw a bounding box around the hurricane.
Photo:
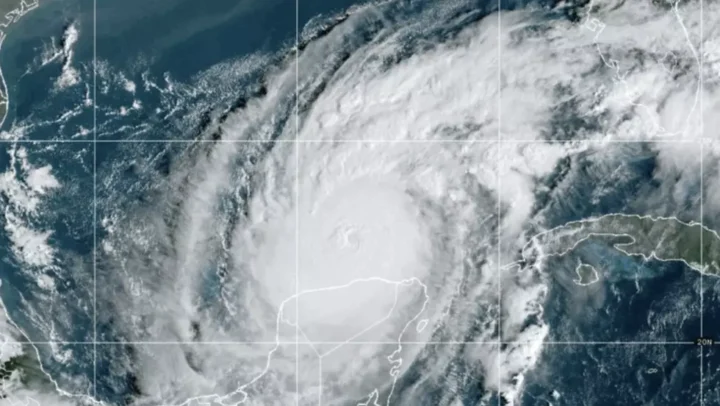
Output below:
[0,0,716,404]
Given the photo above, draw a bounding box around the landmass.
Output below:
[574,263,600,286]
[0,345,48,390]
[0,0,40,128]
[520,214,720,276]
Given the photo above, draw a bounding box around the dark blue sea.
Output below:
[0,0,715,404]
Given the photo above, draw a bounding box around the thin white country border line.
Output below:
[189,277,427,406]
[581,9,706,373]
[583,0,702,140]
[2,212,711,349]
[0,2,706,406]
[0,210,708,404]
[501,213,719,277]
[0,143,706,398]
[3,2,710,403]
[0,0,40,130]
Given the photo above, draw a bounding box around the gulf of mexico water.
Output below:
[1,0,362,139]
[0,0,716,404]
[0,0,361,401]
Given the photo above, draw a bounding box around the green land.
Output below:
[524,213,720,275]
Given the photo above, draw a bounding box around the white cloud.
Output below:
[47,0,714,404]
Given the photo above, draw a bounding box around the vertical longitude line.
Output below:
[92,0,98,399]
[699,0,704,402]
[318,358,322,406]
[496,1,502,405]
[295,0,300,404]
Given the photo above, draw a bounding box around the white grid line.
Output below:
[36,4,712,405]
[699,0,705,403]
[92,0,98,399]
[317,358,322,406]
[295,0,301,403]
[496,1,502,405]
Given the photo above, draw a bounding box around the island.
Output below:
[520,213,720,276]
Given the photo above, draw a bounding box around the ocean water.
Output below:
[0,0,364,401]
[0,0,715,405]
[1,0,363,139]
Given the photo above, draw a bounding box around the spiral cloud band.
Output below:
[0,0,714,404]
